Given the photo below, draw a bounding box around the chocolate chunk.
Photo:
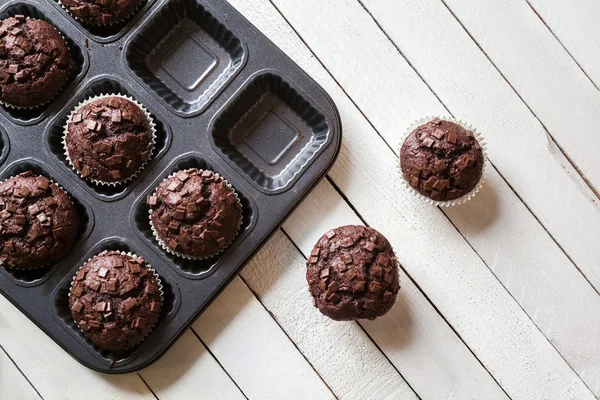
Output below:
[106,279,118,292]
[150,301,160,313]
[71,286,84,297]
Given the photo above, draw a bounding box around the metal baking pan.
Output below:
[0,0,341,373]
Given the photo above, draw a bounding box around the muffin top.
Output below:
[62,0,143,26]
[400,118,484,202]
[69,251,162,351]
[0,171,78,270]
[148,169,242,259]
[306,225,400,321]
[66,96,154,183]
[0,16,70,108]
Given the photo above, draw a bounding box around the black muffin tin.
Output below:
[0,0,341,373]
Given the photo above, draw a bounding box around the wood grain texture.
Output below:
[442,0,600,289]
[256,0,595,397]
[241,229,418,400]
[193,277,335,400]
[0,348,40,400]
[527,0,600,89]
[140,330,245,400]
[282,180,508,400]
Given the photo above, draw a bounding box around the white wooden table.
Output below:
[2,0,600,399]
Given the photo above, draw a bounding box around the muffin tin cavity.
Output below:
[124,0,247,116]
[0,1,89,126]
[0,158,94,286]
[211,72,331,193]
[132,153,257,278]
[0,127,8,167]
[52,237,180,366]
[46,77,172,201]
[50,0,156,44]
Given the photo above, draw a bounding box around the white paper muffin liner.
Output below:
[398,116,488,207]
[68,250,164,351]
[62,93,157,186]
[58,0,143,27]
[0,172,77,270]
[148,169,243,261]
[0,17,71,110]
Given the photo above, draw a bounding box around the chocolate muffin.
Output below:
[69,250,162,351]
[0,16,70,108]
[306,225,400,321]
[0,171,78,270]
[61,0,143,26]
[400,118,484,202]
[148,169,242,259]
[65,96,154,183]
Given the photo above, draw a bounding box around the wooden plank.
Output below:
[0,296,154,400]
[229,0,596,397]
[0,347,41,400]
[348,0,600,394]
[140,330,245,400]
[280,181,508,400]
[192,277,335,400]
[527,0,600,89]
[241,228,419,400]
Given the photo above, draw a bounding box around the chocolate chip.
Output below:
[72,301,84,313]
[44,197,57,207]
[150,301,160,313]
[432,129,445,139]
[320,268,330,279]
[145,284,158,295]
[72,113,83,123]
[325,230,336,239]
[101,14,113,24]
[311,248,320,257]
[345,269,357,281]
[447,132,458,144]
[122,297,137,311]
[372,266,383,278]
[422,138,434,148]
[71,286,83,297]
[363,242,376,252]
[13,214,26,225]
[75,269,87,281]
[354,281,366,292]
[129,262,141,274]
[97,267,108,278]
[106,280,117,292]
[382,291,394,303]
[88,280,100,291]
[176,171,190,182]
[146,195,157,206]
[52,227,65,240]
